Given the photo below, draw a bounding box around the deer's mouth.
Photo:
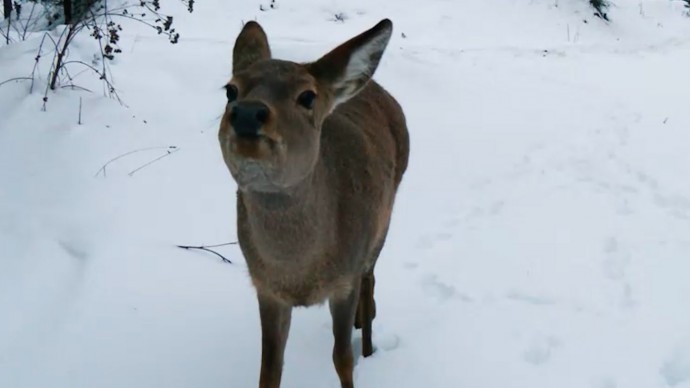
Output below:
[220,133,288,192]
[231,133,281,161]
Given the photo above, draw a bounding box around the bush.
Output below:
[590,0,610,21]
[1,0,194,108]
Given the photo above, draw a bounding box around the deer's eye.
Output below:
[297,90,316,109]
[225,84,238,102]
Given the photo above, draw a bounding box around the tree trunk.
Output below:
[50,24,76,90]
[63,0,72,24]
[3,0,12,20]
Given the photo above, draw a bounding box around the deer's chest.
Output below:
[236,199,354,305]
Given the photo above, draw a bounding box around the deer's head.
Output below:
[219,19,393,193]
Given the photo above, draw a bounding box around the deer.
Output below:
[217,18,410,388]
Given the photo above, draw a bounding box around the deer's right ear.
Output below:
[233,21,271,75]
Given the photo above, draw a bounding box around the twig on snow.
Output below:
[94,145,177,177]
[0,77,33,88]
[127,146,180,176]
[78,96,82,125]
[176,242,237,264]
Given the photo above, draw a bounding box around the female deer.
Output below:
[218,19,409,388]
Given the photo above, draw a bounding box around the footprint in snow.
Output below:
[602,237,629,281]
[421,274,473,303]
[523,336,561,366]
[591,376,618,388]
[58,239,89,261]
[489,200,505,215]
[436,232,453,241]
[661,345,690,387]
[374,330,401,352]
[415,234,435,250]
[414,230,454,251]
[403,261,419,269]
[601,237,637,308]
[505,291,556,307]
[654,194,690,220]
[444,217,461,228]
[351,327,401,365]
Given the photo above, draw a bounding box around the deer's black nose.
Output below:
[230,102,270,138]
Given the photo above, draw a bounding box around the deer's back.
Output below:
[323,81,409,189]
[319,80,409,265]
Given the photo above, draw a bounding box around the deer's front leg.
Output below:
[329,279,362,388]
[257,293,292,388]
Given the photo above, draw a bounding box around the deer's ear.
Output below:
[309,19,393,107]
[233,21,271,75]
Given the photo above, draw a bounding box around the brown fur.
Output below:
[218,19,409,388]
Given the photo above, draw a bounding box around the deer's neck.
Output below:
[239,164,333,262]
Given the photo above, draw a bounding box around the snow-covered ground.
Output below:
[2,0,690,387]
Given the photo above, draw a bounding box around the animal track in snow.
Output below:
[375,331,401,352]
[58,239,89,261]
[403,261,419,269]
[602,237,629,281]
[352,327,401,364]
[505,291,557,307]
[654,194,690,220]
[661,345,690,386]
[436,232,453,241]
[414,229,455,251]
[488,200,505,215]
[523,336,561,366]
[407,217,459,270]
[618,162,690,220]
[422,274,456,301]
[443,217,461,228]
[415,234,435,250]
[601,237,636,308]
[421,274,473,303]
[591,376,618,388]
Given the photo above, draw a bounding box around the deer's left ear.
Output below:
[308,19,393,106]
[233,21,271,75]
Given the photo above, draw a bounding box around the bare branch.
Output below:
[61,60,123,104]
[127,147,180,176]
[176,244,235,264]
[199,242,238,248]
[29,32,54,94]
[21,1,40,40]
[60,84,93,93]
[94,146,177,177]
[0,77,33,88]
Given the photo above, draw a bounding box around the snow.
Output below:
[2,0,690,387]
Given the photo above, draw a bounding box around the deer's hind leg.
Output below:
[355,233,388,357]
[356,270,376,357]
